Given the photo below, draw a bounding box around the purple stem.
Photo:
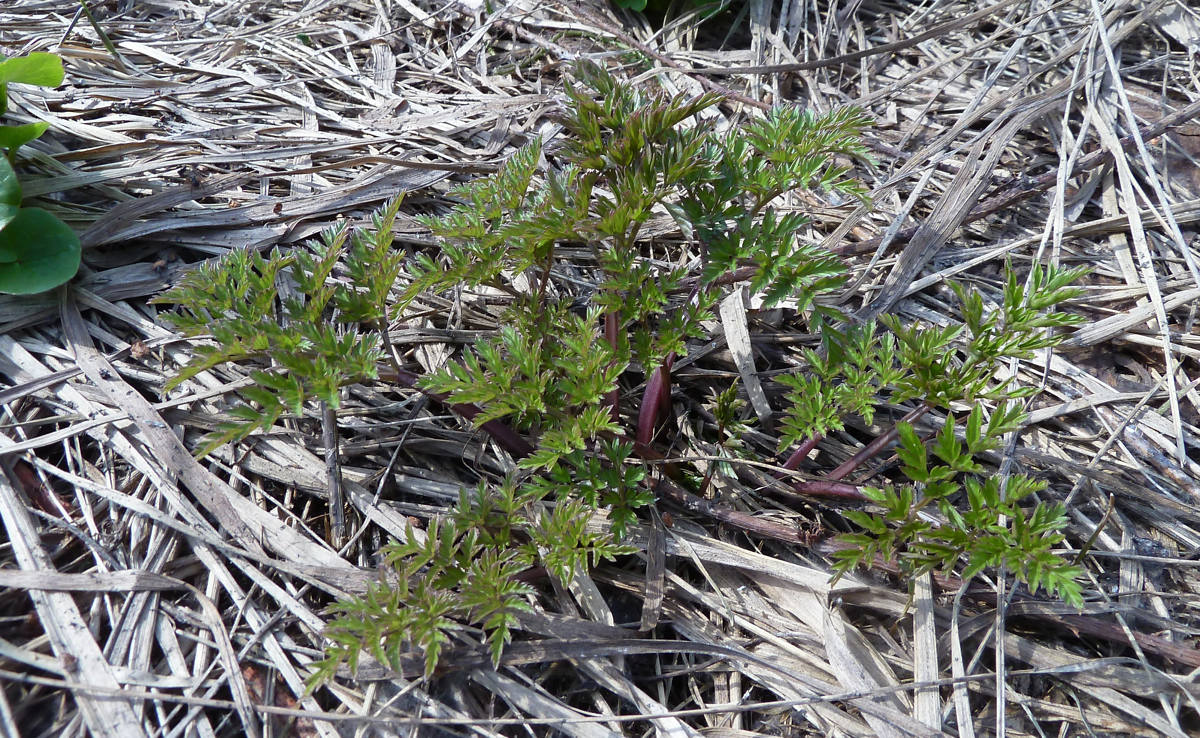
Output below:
[604,312,620,423]
[827,401,933,481]
[636,354,675,447]
[383,367,534,458]
[781,433,823,471]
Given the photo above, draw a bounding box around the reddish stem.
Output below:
[636,355,675,447]
[781,434,823,471]
[791,479,867,501]
[381,367,535,458]
[827,401,933,481]
[604,311,620,423]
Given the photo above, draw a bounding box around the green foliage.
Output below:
[883,262,1087,406]
[414,60,869,385]
[819,268,1088,605]
[780,263,1086,445]
[777,320,903,448]
[0,200,82,294]
[418,303,624,470]
[679,106,871,311]
[709,382,751,446]
[833,407,1083,607]
[0,52,79,295]
[309,451,640,681]
[154,198,408,455]
[0,52,63,154]
[160,61,1086,685]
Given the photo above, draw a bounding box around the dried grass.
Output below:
[1,0,1199,735]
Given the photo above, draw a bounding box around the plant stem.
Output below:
[781,434,823,471]
[827,401,932,481]
[381,366,535,458]
[604,311,621,422]
[76,0,123,66]
[321,401,345,548]
[636,356,674,446]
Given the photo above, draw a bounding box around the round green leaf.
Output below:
[0,53,65,87]
[0,122,50,151]
[0,207,81,294]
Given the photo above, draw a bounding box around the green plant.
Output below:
[821,265,1087,605]
[153,199,406,456]
[0,51,80,295]
[156,62,1086,684]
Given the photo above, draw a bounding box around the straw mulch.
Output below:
[1,0,1199,735]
